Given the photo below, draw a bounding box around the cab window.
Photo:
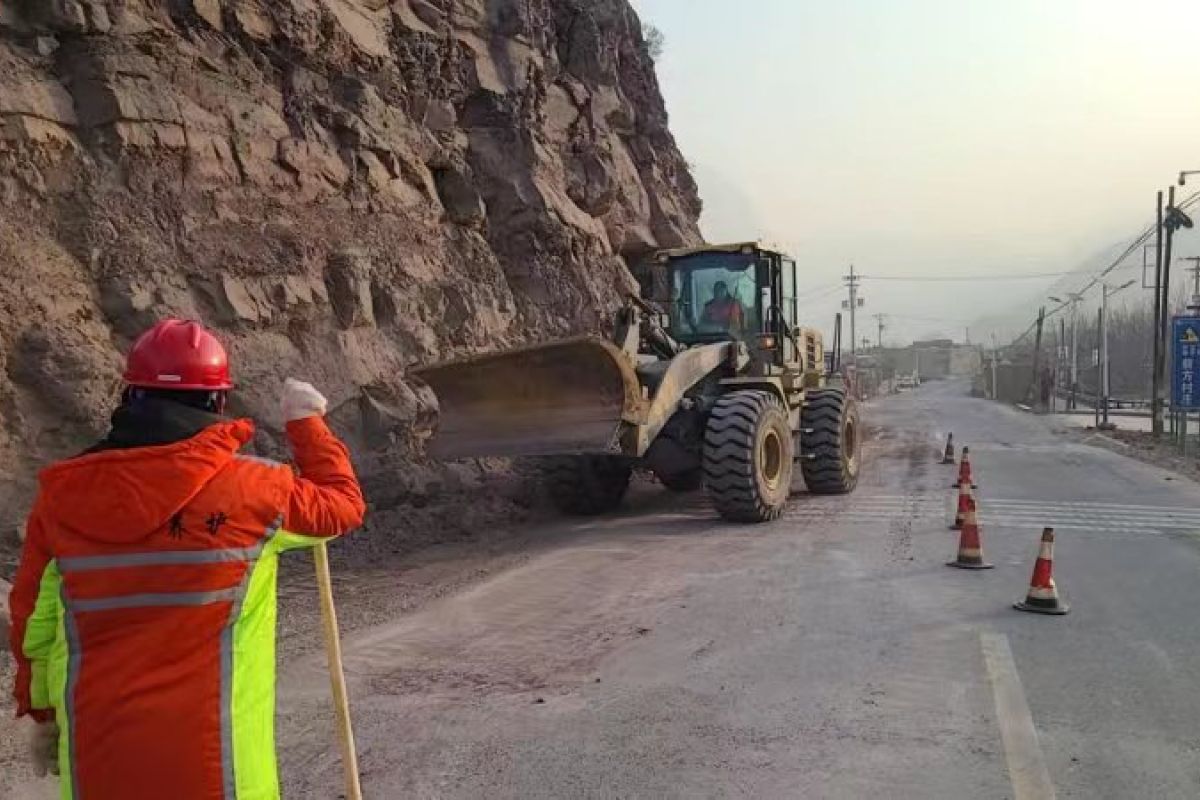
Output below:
[668,253,760,343]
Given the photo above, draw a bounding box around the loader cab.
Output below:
[658,244,800,366]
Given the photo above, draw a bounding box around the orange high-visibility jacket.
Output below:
[8,415,365,799]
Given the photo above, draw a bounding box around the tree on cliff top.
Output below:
[643,23,665,61]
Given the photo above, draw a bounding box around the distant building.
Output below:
[882,341,980,381]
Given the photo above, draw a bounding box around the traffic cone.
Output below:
[950,481,973,530]
[1014,528,1069,615]
[952,447,976,488]
[941,433,956,464]
[947,496,993,569]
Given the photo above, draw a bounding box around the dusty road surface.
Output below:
[12,383,1196,799]
[0,386,1094,796]
[274,381,1200,799]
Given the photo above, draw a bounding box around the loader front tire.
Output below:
[703,391,794,522]
[800,388,860,494]
[544,456,632,515]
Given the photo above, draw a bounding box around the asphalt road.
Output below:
[279,381,1200,799]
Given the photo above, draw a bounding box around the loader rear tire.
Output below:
[703,391,794,522]
[544,456,632,515]
[800,388,860,494]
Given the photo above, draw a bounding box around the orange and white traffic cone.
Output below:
[1014,527,1069,615]
[941,433,956,464]
[952,446,976,488]
[947,496,993,569]
[950,480,973,530]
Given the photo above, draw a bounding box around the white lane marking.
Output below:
[809,500,1199,516]
[798,498,1200,527]
[1004,506,1195,520]
[988,519,1198,531]
[849,495,1200,515]
[823,516,1187,537]
[984,499,1200,512]
[849,496,1200,515]
[989,502,1200,513]
[791,497,1200,539]
[980,631,1057,800]
[988,509,1200,523]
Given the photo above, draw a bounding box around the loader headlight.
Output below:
[756,334,777,350]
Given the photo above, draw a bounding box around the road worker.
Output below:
[8,318,365,799]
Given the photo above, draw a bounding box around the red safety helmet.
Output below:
[123,319,234,391]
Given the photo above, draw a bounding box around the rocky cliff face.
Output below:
[0,0,701,536]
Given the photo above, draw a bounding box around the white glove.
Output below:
[30,720,58,777]
[281,378,328,422]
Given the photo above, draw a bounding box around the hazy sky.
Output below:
[631,0,1200,344]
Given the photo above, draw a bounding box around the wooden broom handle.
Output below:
[313,542,363,800]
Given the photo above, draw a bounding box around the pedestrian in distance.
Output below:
[8,319,366,800]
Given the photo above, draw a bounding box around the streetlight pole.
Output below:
[1100,280,1136,429]
[1029,306,1046,409]
[990,333,998,401]
[1068,294,1083,410]
[1096,306,1103,428]
[1102,287,1110,426]
[1058,317,1066,413]
[1049,294,1082,410]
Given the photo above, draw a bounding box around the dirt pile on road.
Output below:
[0,0,701,542]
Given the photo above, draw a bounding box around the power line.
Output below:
[1069,189,1200,298]
[862,271,1076,282]
[795,283,844,303]
[795,281,843,300]
[1010,301,1070,347]
[1009,189,1200,347]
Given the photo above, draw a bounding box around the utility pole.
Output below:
[1029,306,1046,408]
[843,265,863,362]
[1096,306,1103,428]
[1068,294,1081,410]
[1102,285,1110,427]
[990,332,998,401]
[873,313,886,349]
[1160,186,1179,432]
[1058,317,1066,413]
[1152,190,1165,436]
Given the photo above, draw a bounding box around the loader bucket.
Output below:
[413,337,645,460]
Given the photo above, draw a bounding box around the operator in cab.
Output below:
[701,281,746,335]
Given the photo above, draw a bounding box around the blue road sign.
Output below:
[1172,316,1200,410]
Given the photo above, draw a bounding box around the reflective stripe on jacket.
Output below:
[9,415,365,800]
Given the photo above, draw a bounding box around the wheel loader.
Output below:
[414,243,860,522]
